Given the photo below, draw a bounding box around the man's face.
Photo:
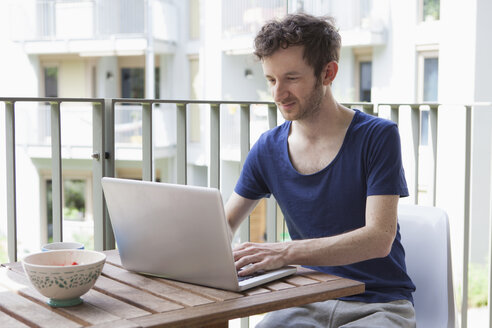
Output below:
[262,46,324,121]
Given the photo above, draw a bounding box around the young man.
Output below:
[225,14,416,327]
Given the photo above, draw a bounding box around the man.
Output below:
[225,13,416,327]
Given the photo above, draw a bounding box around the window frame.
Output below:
[353,48,373,102]
[416,46,439,103]
[40,171,93,244]
[418,0,440,22]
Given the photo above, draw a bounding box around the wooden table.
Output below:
[0,250,364,328]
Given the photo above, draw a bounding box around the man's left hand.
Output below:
[233,242,292,276]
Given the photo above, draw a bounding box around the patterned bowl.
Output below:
[22,249,106,307]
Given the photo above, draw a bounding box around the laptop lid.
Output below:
[101,177,296,291]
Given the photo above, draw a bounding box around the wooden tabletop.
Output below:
[0,250,364,328]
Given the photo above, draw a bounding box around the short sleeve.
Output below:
[366,124,409,197]
[234,140,271,200]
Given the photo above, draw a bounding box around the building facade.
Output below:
[1,0,492,275]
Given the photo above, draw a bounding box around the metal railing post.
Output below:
[461,105,473,328]
[389,104,399,124]
[5,101,17,262]
[50,101,63,242]
[238,104,250,244]
[209,104,220,189]
[142,102,153,181]
[410,105,420,204]
[92,100,106,251]
[266,104,278,243]
[428,105,439,206]
[176,103,187,185]
[489,127,492,327]
[103,99,115,250]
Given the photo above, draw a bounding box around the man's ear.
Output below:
[321,61,338,86]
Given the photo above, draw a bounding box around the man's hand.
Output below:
[233,242,292,276]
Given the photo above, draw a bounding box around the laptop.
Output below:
[101,177,297,291]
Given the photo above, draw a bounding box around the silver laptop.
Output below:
[101,177,296,291]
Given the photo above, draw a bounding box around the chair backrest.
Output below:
[398,204,456,328]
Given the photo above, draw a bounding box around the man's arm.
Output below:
[233,194,399,276]
[225,191,261,238]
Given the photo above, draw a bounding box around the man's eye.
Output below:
[287,77,298,81]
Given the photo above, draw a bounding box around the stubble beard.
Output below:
[295,78,324,121]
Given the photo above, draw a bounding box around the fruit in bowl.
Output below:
[22,249,106,307]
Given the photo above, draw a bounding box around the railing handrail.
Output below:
[2,97,490,107]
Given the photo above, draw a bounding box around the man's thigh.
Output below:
[335,300,416,328]
[255,299,416,328]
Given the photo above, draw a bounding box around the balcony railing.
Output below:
[8,0,177,42]
[1,97,492,327]
[221,0,383,39]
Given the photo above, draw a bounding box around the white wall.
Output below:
[436,0,492,267]
[221,54,266,101]
[372,0,417,103]
[201,0,222,100]
[0,1,39,248]
[439,0,477,103]
[0,43,39,98]
[469,0,492,264]
[0,2,39,97]
[332,47,355,102]
[97,56,118,98]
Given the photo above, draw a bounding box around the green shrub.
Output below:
[469,263,488,307]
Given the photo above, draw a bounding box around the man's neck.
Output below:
[291,98,351,142]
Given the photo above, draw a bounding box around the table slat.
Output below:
[0,286,81,328]
[102,263,214,306]
[82,289,151,319]
[104,250,242,302]
[104,250,122,266]
[263,280,296,291]
[283,275,320,286]
[94,275,183,313]
[87,318,141,328]
[0,309,31,328]
[244,287,271,296]
[147,277,242,302]
[296,267,342,282]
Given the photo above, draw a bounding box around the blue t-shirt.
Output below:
[234,110,416,303]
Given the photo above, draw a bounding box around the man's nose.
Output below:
[273,82,288,103]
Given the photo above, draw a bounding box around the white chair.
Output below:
[398,204,457,328]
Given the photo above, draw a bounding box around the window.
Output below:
[423,57,438,102]
[44,67,58,97]
[121,68,144,98]
[418,50,439,145]
[354,48,372,102]
[420,0,440,22]
[121,67,160,99]
[359,61,372,102]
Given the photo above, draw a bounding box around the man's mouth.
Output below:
[278,101,296,109]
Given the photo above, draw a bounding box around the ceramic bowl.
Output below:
[41,241,84,252]
[22,249,106,307]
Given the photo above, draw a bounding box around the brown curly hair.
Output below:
[254,13,341,78]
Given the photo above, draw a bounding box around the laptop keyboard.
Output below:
[237,270,266,282]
